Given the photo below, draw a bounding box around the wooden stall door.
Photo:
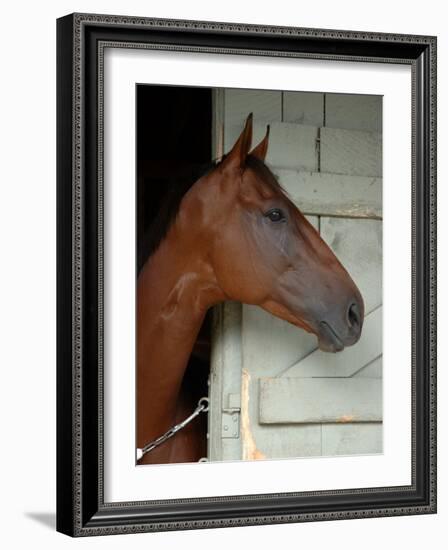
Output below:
[208,89,382,462]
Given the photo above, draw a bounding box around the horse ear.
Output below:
[222,113,253,170]
[249,124,270,161]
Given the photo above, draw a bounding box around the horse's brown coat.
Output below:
[137,114,364,464]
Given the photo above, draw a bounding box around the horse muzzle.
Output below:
[316,299,364,353]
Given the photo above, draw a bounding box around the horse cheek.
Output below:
[211,243,269,304]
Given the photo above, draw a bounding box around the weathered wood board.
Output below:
[322,423,383,456]
[239,367,323,461]
[210,87,383,461]
[320,127,382,177]
[223,88,281,127]
[209,302,243,461]
[274,169,382,218]
[325,93,382,133]
[259,378,382,424]
[283,91,324,126]
[320,217,382,314]
[354,356,382,378]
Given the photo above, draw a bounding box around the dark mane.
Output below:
[138,160,218,272]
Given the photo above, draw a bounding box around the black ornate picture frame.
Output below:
[56,13,437,536]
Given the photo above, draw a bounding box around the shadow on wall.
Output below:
[25,512,56,531]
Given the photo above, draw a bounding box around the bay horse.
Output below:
[137,113,364,465]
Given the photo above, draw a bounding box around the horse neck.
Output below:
[136,229,222,454]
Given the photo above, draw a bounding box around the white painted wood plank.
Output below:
[274,169,382,218]
[243,424,322,460]
[320,127,382,177]
[259,378,382,424]
[267,123,318,170]
[322,423,383,456]
[353,356,382,378]
[241,366,322,460]
[283,91,324,126]
[209,302,243,461]
[242,304,318,378]
[224,88,281,128]
[280,307,382,378]
[320,217,382,314]
[325,93,382,132]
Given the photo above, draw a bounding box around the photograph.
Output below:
[136,86,383,465]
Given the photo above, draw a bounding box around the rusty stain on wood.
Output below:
[338,415,355,423]
[260,377,382,424]
[241,368,266,461]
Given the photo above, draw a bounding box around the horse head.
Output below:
[199,113,364,352]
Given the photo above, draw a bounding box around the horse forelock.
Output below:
[244,155,289,198]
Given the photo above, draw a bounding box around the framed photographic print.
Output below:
[56,13,437,536]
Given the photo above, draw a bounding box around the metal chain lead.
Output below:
[137,397,209,460]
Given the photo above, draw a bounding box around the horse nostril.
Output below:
[347,302,361,329]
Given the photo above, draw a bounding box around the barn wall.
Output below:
[209,88,382,461]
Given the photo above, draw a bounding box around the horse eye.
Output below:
[264,208,286,223]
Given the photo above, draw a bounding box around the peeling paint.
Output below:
[338,415,355,423]
[241,368,266,461]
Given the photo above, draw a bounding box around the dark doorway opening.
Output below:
[136,84,213,462]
